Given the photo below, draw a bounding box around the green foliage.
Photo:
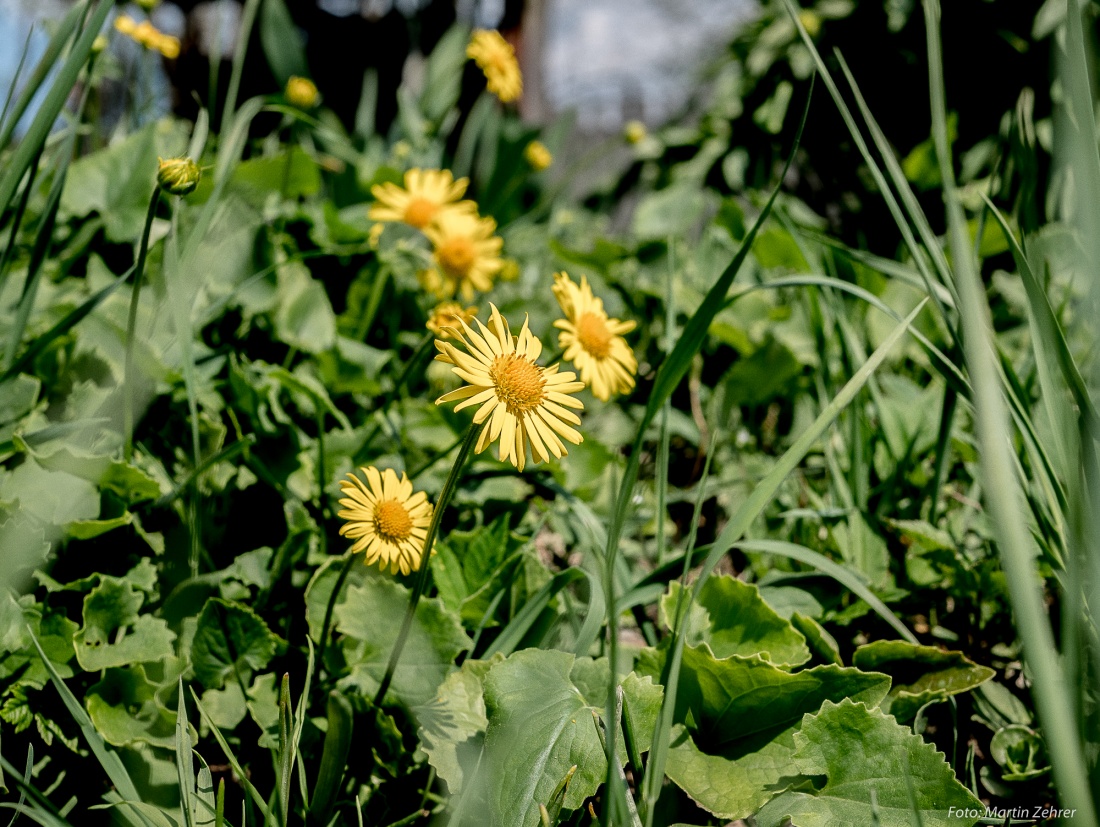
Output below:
[754,699,984,827]
[0,1,1084,823]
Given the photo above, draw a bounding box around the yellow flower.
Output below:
[467,29,522,103]
[624,120,647,145]
[552,272,638,401]
[116,15,178,58]
[369,169,476,230]
[114,15,138,36]
[285,76,319,109]
[153,33,180,59]
[421,211,503,301]
[337,467,434,575]
[426,302,479,340]
[132,20,158,48]
[435,305,585,471]
[524,140,552,171]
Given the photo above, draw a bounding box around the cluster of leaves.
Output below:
[0,0,1087,825]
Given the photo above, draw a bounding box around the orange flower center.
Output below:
[576,312,613,359]
[404,197,438,228]
[373,500,413,543]
[490,354,546,415]
[436,236,477,277]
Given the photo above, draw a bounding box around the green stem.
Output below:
[122,186,162,462]
[373,420,485,706]
[317,552,357,676]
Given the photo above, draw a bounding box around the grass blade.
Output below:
[921,1,1097,821]
[0,0,112,216]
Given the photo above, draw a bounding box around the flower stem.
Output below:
[122,186,161,462]
[372,420,485,706]
[317,551,357,676]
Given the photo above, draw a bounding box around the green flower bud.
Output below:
[157,156,201,196]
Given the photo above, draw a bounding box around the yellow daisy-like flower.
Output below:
[524,140,552,171]
[426,302,479,340]
[369,169,476,230]
[552,272,638,402]
[435,305,585,471]
[421,211,503,301]
[467,29,522,103]
[337,467,433,576]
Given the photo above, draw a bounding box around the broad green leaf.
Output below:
[85,666,175,749]
[638,645,888,745]
[74,578,175,672]
[0,594,77,686]
[190,598,277,690]
[719,336,804,406]
[659,576,810,667]
[335,576,471,707]
[481,650,606,827]
[790,613,842,666]
[273,262,336,354]
[632,184,715,240]
[853,640,995,721]
[198,682,248,732]
[67,513,133,540]
[61,120,187,241]
[0,459,99,526]
[415,657,498,793]
[638,643,888,819]
[753,699,983,827]
[229,148,321,202]
[664,722,800,820]
[431,515,529,624]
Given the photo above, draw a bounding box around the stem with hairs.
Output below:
[373,420,484,706]
[122,186,161,462]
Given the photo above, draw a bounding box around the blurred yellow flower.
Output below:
[337,467,433,576]
[798,9,822,38]
[153,33,180,59]
[524,140,552,171]
[421,211,503,301]
[285,76,319,109]
[467,29,522,103]
[624,120,647,145]
[113,15,138,36]
[426,302,479,339]
[369,169,476,230]
[435,305,585,471]
[552,272,637,401]
[114,15,179,58]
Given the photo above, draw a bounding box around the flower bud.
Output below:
[524,140,552,171]
[285,76,319,109]
[135,0,160,10]
[91,34,109,55]
[624,120,647,145]
[157,157,201,196]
